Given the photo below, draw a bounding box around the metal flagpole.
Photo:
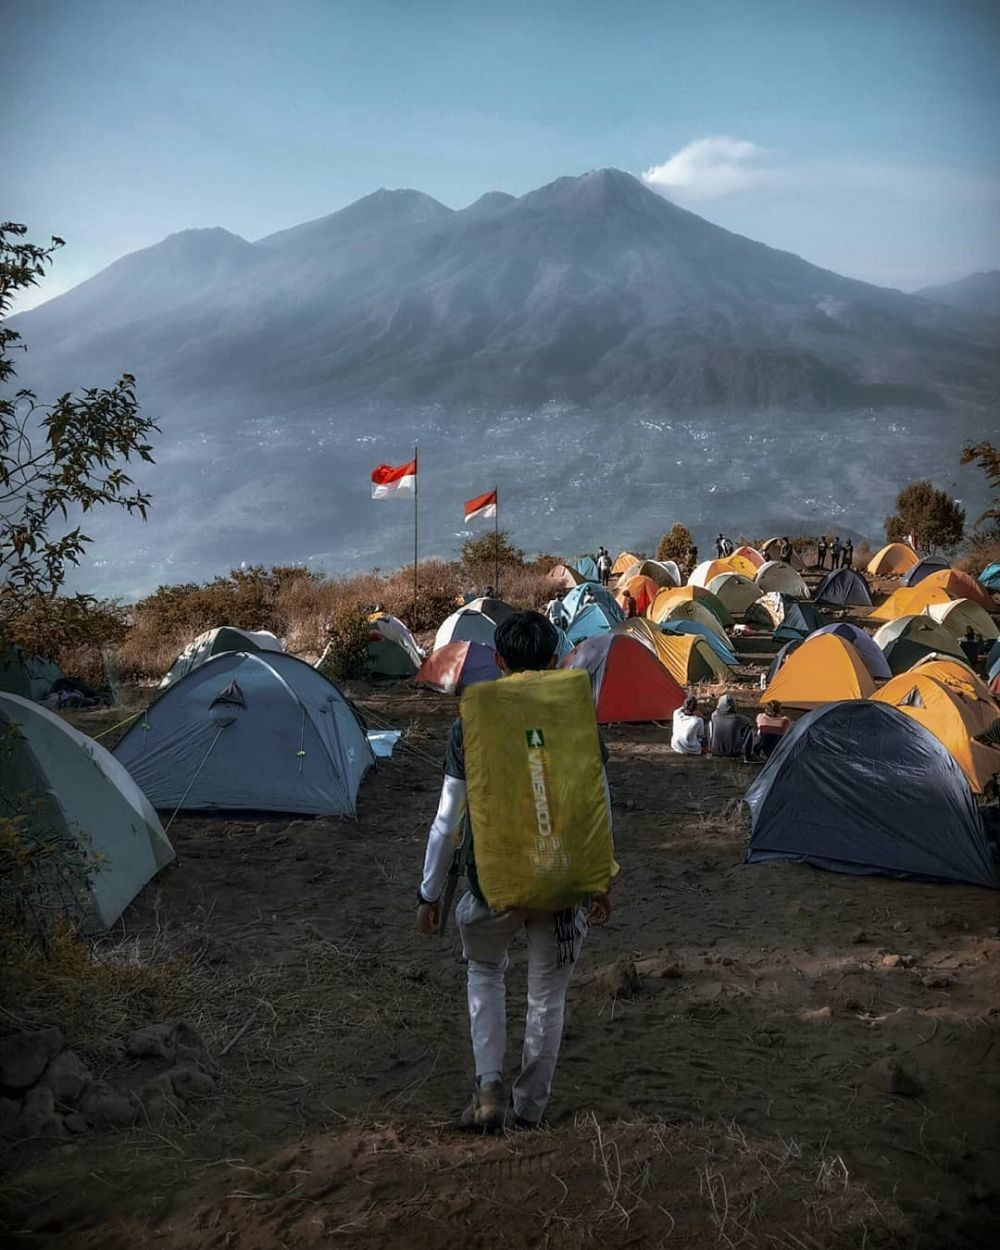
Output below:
[413,444,419,609]
[493,485,499,595]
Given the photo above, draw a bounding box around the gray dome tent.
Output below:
[745,701,997,888]
[0,692,175,932]
[116,652,374,816]
[813,568,873,608]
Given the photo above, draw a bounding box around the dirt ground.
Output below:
[3,673,1000,1249]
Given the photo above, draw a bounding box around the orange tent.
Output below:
[616,574,659,615]
[873,670,1000,793]
[761,634,876,710]
[867,543,919,576]
[611,551,642,576]
[545,563,585,590]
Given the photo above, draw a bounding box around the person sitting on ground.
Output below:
[708,693,753,759]
[755,700,791,759]
[416,612,613,1132]
[545,594,569,630]
[482,585,495,599]
[671,695,706,755]
[620,588,638,619]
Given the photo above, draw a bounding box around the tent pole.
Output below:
[413,443,419,610]
[494,484,499,596]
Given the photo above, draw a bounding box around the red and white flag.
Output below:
[464,489,498,523]
[371,460,417,500]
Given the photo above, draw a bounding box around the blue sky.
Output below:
[5,0,999,308]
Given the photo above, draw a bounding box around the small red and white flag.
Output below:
[464,489,498,523]
[371,459,417,500]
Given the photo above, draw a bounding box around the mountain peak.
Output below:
[460,190,516,218]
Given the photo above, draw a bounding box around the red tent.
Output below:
[415,642,500,695]
[561,633,686,723]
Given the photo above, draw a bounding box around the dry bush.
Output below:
[4,596,129,685]
[853,539,874,570]
[495,565,553,610]
[955,530,1000,576]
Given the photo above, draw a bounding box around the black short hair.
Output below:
[494,611,559,671]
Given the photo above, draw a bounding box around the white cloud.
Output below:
[642,137,774,201]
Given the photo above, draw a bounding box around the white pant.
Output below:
[456,891,587,1123]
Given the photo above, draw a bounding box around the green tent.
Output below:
[365,638,419,678]
[0,645,64,701]
[0,692,175,932]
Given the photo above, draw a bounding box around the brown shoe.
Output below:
[458,1081,507,1133]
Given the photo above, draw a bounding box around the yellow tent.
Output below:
[611,551,642,576]
[613,619,730,683]
[689,559,735,588]
[649,585,732,626]
[873,671,1000,793]
[725,554,759,579]
[733,544,766,569]
[909,657,995,701]
[867,543,919,576]
[761,634,875,710]
[925,598,999,641]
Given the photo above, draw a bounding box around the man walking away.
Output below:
[816,536,827,570]
[842,539,854,570]
[416,612,614,1132]
[830,537,842,570]
[715,534,725,558]
[597,550,613,587]
[722,535,734,557]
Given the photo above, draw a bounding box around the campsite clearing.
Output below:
[2,684,998,1248]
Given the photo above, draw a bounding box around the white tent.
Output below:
[0,693,175,932]
[925,599,999,641]
[434,608,498,652]
[755,561,810,599]
[160,626,283,688]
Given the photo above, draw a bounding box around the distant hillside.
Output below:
[6,169,997,596]
[12,169,999,413]
[916,270,1000,319]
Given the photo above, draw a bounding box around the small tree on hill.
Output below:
[1,224,158,631]
[656,524,694,564]
[885,480,964,553]
[461,529,524,592]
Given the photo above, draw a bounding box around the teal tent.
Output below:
[116,652,374,816]
[0,692,175,932]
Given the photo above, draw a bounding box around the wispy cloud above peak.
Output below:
[642,136,774,201]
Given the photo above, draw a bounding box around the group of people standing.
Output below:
[816,536,854,570]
